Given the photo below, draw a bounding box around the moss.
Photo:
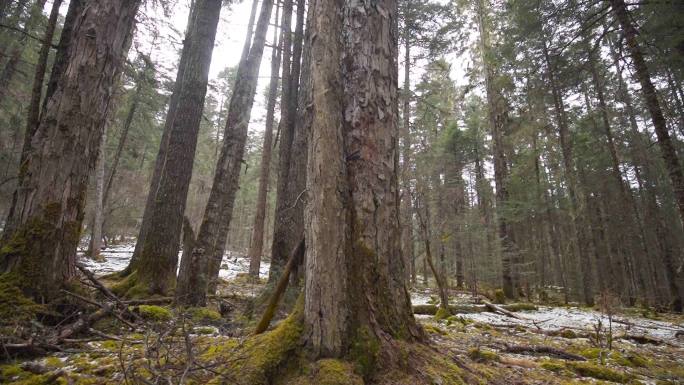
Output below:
[194,326,218,335]
[434,307,451,320]
[423,324,447,335]
[135,305,172,322]
[569,362,631,383]
[349,326,380,379]
[0,274,46,325]
[468,348,499,363]
[494,289,506,304]
[540,360,567,373]
[189,307,221,323]
[560,329,578,339]
[44,357,65,368]
[297,359,364,385]
[206,299,304,385]
[503,303,538,312]
[611,351,649,368]
[575,347,603,360]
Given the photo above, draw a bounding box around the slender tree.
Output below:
[248,5,282,278]
[178,0,274,305]
[130,0,223,296]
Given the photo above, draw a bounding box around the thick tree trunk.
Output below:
[247,5,281,278]
[122,2,197,277]
[179,0,274,305]
[304,0,420,358]
[0,0,140,302]
[134,0,222,297]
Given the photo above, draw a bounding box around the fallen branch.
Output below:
[483,301,521,319]
[253,237,305,334]
[503,344,586,361]
[412,304,488,315]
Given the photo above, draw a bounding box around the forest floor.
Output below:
[1,243,683,384]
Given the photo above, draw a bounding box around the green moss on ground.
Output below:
[568,362,631,383]
[188,307,222,323]
[134,305,172,321]
[285,359,364,385]
[468,348,500,363]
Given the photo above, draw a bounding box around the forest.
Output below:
[0,0,682,384]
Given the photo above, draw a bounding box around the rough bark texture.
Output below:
[401,6,415,286]
[0,0,140,301]
[135,0,222,297]
[304,0,420,359]
[183,0,274,305]
[247,5,282,279]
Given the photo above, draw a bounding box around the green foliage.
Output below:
[493,289,506,304]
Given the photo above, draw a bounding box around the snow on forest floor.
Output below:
[77,241,270,280]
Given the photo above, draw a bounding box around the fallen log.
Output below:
[503,344,586,361]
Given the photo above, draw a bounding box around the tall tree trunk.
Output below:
[476,0,516,299]
[542,38,594,306]
[610,0,684,229]
[178,0,274,305]
[0,0,140,302]
[269,0,306,282]
[247,4,282,278]
[87,127,107,258]
[304,0,420,358]
[401,2,415,287]
[133,0,222,297]
[610,0,684,311]
[203,0,264,294]
[21,0,63,170]
[2,0,62,243]
[122,2,198,277]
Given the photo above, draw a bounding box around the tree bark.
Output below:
[304,0,420,358]
[134,0,222,297]
[247,4,281,278]
[21,0,63,172]
[0,0,140,302]
[401,2,415,287]
[179,0,274,305]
